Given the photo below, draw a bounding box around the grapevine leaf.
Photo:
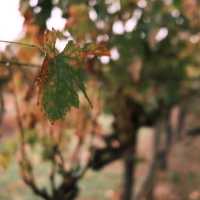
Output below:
[41,53,86,121]
[82,43,110,57]
[35,30,109,121]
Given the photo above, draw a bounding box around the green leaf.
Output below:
[42,53,88,121]
[173,0,181,9]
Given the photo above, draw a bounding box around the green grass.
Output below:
[79,169,121,200]
[0,160,122,200]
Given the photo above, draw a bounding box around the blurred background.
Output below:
[0,0,200,200]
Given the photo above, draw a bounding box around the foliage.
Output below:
[0,0,200,200]
[28,30,108,121]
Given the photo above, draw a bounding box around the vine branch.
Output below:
[0,60,39,68]
[0,40,43,53]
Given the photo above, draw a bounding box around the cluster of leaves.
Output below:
[32,29,109,121]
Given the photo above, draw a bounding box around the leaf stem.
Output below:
[0,60,39,68]
[0,40,43,52]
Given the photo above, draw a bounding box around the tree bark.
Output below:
[123,149,135,200]
[122,132,138,200]
[134,125,160,200]
[161,111,173,170]
[176,106,187,140]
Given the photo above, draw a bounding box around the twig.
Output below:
[0,40,43,52]
[74,79,93,109]
[50,159,57,194]
[0,60,39,68]
[13,82,26,156]
[12,80,50,200]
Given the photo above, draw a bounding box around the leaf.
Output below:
[63,40,81,59]
[41,53,88,121]
[64,41,110,59]
[82,43,110,57]
[43,29,58,57]
[173,0,181,9]
[33,30,109,121]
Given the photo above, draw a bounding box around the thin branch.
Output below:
[26,180,51,200]
[0,60,39,68]
[13,82,26,156]
[50,160,57,194]
[0,40,43,52]
[74,79,93,108]
[12,80,50,200]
